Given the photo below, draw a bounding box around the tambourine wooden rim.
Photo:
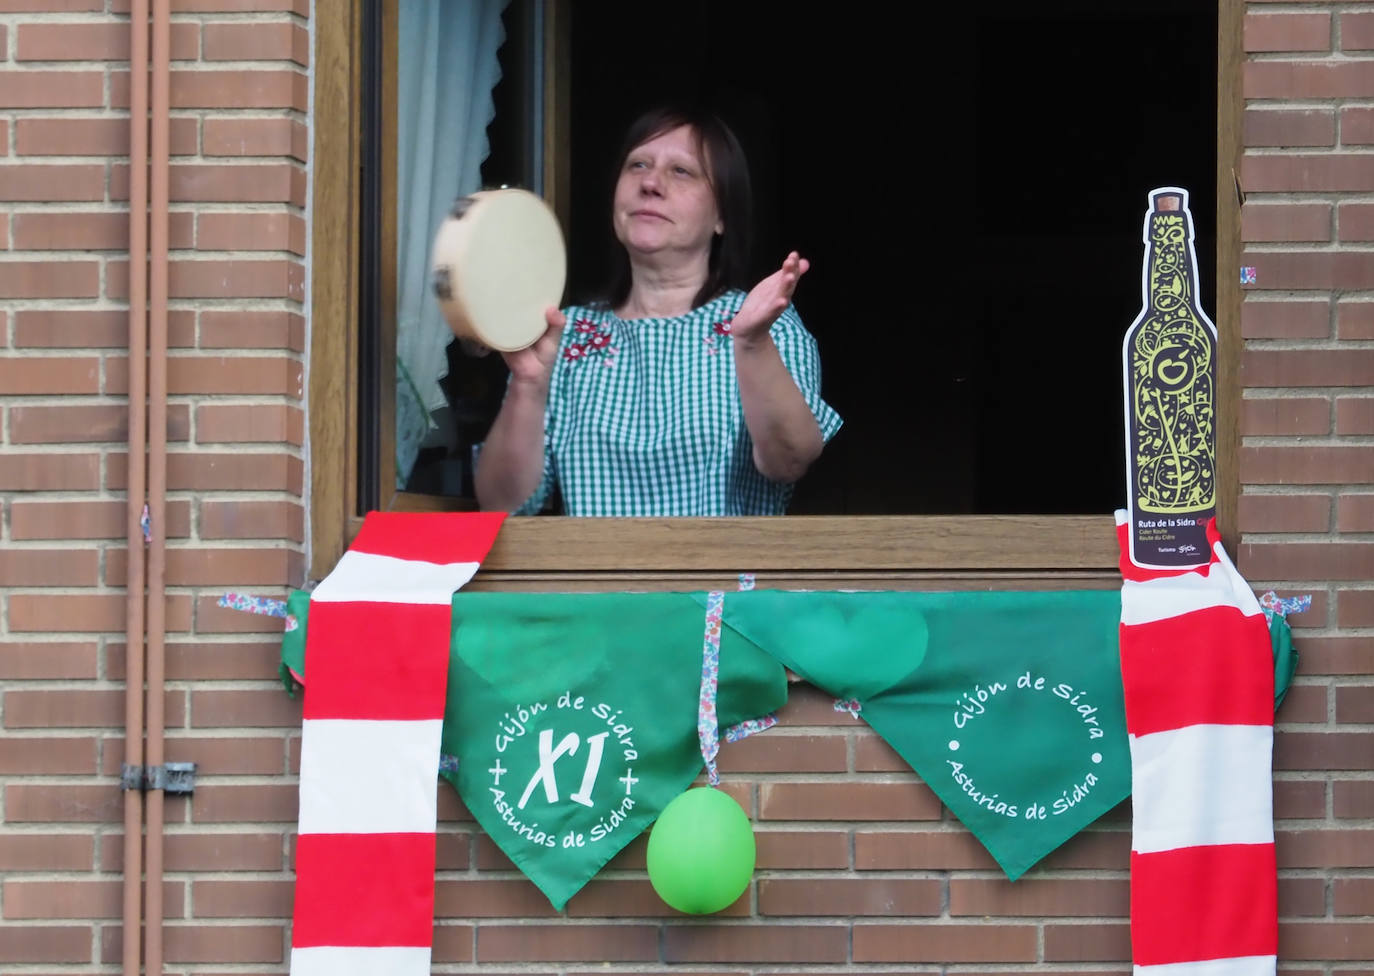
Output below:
[431,188,567,353]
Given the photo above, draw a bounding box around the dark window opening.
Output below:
[396,0,1218,515]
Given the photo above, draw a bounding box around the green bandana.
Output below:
[444,592,787,909]
[699,589,1130,880]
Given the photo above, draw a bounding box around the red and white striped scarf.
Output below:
[289,512,505,976]
[1117,511,1277,975]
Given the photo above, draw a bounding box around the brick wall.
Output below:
[1237,2,1374,965]
[0,0,308,969]
[1,0,1371,973]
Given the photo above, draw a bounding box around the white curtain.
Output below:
[396,0,510,487]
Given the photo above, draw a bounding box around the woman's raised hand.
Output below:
[730,251,810,347]
[501,306,565,387]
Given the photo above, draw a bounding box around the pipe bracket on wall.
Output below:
[121,762,198,794]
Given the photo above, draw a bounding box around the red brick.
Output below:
[194,595,301,635]
[855,732,908,771]
[1242,203,1330,242]
[0,164,104,201]
[0,70,102,107]
[1241,446,1374,486]
[0,261,98,297]
[718,733,847,773]
[1335,685,1374,724]
[755,829,850,869]
[0,926,92,963]
[1242,250,1374,290]
[1239,541,1374,581]
[853,923,1037,963]
[0,453,99,490]
[1243,109,1335,147]
[1237,493,1331,533]
[2,879,181,919]
[189,689,303,728]
[0,735,96,774]
[0,0,101,7]
[950,877,1127,916]
[1342,12,1374,51]
[4,784,121,822]
[1342,107,1374,145]
[1334,780,1374,819]
[109,0,308,9]
[197,210,306,254]
[478,924,658,962]
[1338,494,1374,533]
[1275,683,1328,724]
[1245,13,1330,51]
[202,117,307,161]
[7,593,192,634]
[1279,921,1374,959]
[146,259,304,300]
[855,829,999,870]
[105,452,303,493]
[12,211,194,250]
[1244,155,1374,194]
[1043,923,1132,961]
[3,688,182,729]
[429,923,477,963]
[761,877,941,916]
[1241,300,1330,339]
[1035,828,1132,870]
[109,639,282,680]
[1275,778,1328,819]
[435,879,560,918]
[11,499,190,540]
[0,833,93,870]
[9,403,189,444]
[164,832,284,871]
[0,547,97,585]
[191,879,294,918]
[190,784,299,823]
[200,309,305,350]
[199,499,304,541]
[110,69,305,110]
[1276,732,1374,771]
[203,21,300,61]
[114,546,301,587]
[0,356,99,393]
[1280,877,1329,917]
[761,781,940,820]
[1245,61,1374,100]
[0,641,98,679]
[15,116,197,156]
[1296,637,1374,675]
[1339,203,1374,243]
[14,309,192,348]
[1241,397,1330,435]
[1334,878,1374,915]
[16,22,197,60]
[103,734,286,776]
[662,924,848,963]
[1335,396,1374,434]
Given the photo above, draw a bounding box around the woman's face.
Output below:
[612,124,723,262]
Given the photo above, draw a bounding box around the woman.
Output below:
[475,106,841,516]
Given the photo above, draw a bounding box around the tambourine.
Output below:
[431,188,567,352]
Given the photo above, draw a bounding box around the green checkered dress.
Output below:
[514,290,842,516]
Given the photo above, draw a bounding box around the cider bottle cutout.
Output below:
[1123,187,1217,570]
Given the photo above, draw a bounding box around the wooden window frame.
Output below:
[308,0,1243,586]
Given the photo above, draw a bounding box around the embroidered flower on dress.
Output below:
[573,317,599,334]
[563,343,588,361]
[712,317,733,336]
[588,331,612,349]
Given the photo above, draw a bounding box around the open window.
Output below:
[310,0,1243,581]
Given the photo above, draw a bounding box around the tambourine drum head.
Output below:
[431,189,566,352]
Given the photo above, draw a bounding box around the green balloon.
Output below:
[646,787,756,914]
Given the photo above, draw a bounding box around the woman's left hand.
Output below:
[730,251,810,347]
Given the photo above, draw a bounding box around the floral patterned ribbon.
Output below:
[697,576,777,785]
